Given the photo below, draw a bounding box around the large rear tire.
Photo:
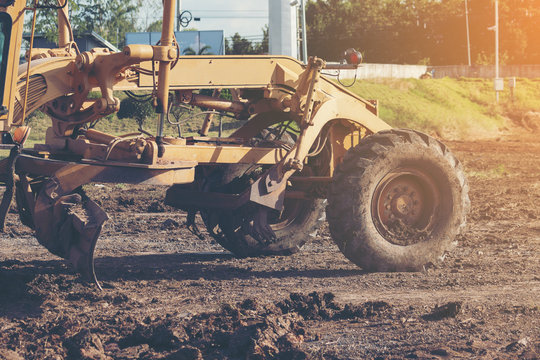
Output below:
[326,129,470,271]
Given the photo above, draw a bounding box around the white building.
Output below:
[268,0,298,59]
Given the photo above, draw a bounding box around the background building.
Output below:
[268,0,297,59]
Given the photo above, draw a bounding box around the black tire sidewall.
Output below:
[219,197,325,257]
[208,127,326,257]
[328,130,469,271]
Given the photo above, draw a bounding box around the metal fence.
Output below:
[331,63,540,79]
[430,65,540,79]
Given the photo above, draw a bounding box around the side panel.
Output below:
[138,55,304,89]
[10,58,75,126]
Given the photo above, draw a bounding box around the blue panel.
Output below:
[126,30,224,55]
[126,32,152,46]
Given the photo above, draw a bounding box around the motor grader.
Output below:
[0,0,469,288]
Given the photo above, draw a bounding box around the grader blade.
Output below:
[33,178,108,289]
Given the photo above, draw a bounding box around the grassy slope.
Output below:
[348,77,540,139]
[22,78,540,146]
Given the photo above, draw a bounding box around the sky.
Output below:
[142,0,269,41]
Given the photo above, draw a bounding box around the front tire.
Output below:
[326,129,470,271]
[202,128,327,257]
[209,195,325,257]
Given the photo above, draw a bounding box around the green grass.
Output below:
[347,77,540,139]
[23,108,241,145]
[17,77,540,145]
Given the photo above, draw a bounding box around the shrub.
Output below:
[117,97,155,128]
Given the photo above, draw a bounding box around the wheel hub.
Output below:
[383,182,424,225]
[372,169,439,246]
[394,194,413,215]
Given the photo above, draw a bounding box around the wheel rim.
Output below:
[371,168,441,246]
[268,165,317,232]
[268,197,305,231]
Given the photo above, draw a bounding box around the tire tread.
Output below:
[327,129,470,271]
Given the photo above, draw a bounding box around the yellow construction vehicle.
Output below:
[0,0,469,288]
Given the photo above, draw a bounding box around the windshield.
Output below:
[0,13,12,105]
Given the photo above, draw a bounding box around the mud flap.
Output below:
[34,178,108,289]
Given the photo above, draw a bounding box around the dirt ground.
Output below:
[0,130,538,360]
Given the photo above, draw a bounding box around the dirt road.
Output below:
[0,131,538,359]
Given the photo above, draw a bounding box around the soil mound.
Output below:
[0,289,396,359]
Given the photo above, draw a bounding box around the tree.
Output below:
[305,0,471,64]
[31,0,141,48]
[225,27,268,55]
[254,25,269,54]
[305,0,540,65]
[146,20,163,33]
[183,45,213,55]
[31,0,81,42]
[225,33,254,55]
[73,0,141,48]
[306,0,356,61]
[117,97,155,129]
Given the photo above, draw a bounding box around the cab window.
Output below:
[0,13,12,103]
